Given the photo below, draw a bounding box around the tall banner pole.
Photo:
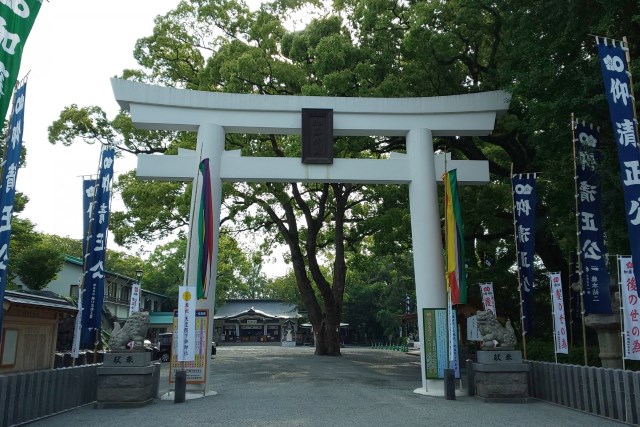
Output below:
[80,146,115,355]
[510,164,527,359]
[622,36,640,147]
[512,169,538,359]
[571,114,590,366]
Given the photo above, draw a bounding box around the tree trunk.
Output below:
[314,314,342,356]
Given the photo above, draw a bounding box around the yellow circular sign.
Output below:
[182,290,192,301]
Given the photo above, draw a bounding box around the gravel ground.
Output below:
[29,345,626,427]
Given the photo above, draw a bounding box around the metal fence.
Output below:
[0,364,98,427]
[529,361,640,425]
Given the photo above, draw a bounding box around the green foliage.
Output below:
[14,241,65,290]
[525,337,602,367]
[140,232,257,308]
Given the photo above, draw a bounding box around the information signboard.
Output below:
[169,309,209,384]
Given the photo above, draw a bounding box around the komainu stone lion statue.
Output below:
[108,311,149,351]
[476,310,517,350]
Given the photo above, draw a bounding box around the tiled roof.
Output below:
[4,290,77,312]
[214,300,299,319]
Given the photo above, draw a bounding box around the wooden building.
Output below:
[1,291,77,373]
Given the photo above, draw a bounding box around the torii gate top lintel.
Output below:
[111,78,511,137]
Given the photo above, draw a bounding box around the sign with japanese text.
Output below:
[177,286,196,362]
[574,122,612,314]
[0,0,42,128]
[0,81,26,344]
[447,298,460,378]
[423,308,458,379]
[597,38,640,288]
[549,272,568,354]
[170,308,208,384]
[467,315,481,341]
[80,147,115,347]
[480,282,496,315]
[512,174,537,334]
[129,282,141,316]
[619,256,640,360]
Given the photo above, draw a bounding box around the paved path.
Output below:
[31,346,625,427]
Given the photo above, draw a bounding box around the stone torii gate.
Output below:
[111,78,510,395]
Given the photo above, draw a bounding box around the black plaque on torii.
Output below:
[301,108,333,164]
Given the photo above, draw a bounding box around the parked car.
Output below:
[157,332,172,362]
[156,332,216,362]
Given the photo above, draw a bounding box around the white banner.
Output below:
[177,286,196,362]
[129,282,141,316]
[71,287,83,359]
[619,256,640,360]
[479,282,496,315]
[549,272,568,354]
[466,315,481,341]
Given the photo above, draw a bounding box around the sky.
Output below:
[17,0,182,251]
[15,0,289,276]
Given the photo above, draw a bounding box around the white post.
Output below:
[185,123,224,395]
[407,128,447,394]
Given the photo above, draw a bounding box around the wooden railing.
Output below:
[0,364,98,427]
[529,360,640,424]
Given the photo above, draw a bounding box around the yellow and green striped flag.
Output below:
[444,169,466,304]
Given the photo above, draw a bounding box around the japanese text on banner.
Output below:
[549,272,568,354]
[597,39,640,289]
[480,282,496,315]
[0,81,27,344]
[178,286,196,362]
[619,257,640,360]
[512,174,537,334]
[574,122,611,314]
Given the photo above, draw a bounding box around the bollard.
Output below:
[174,370,187,403]
[444,368,456,400]
[466,359,475,396]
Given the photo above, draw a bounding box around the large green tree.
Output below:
[48,0,640,354]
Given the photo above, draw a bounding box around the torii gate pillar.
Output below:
[185,124,224,335]
[407,129,447,392]
[111,78,511,397]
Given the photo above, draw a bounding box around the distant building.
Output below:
[214,299,302,343]
[33,256,170,323]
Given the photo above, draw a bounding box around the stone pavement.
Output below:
[30,346,625,427]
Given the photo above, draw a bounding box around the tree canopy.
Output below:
[46,0,640,354]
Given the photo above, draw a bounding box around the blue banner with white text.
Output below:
[81,147,115,347]
[597,38,640,294]
[512,174,537,334]
[0,81,26,344]
[82,178,97,261]
[574,122,612,314]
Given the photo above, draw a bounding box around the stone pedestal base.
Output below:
[585,314,623,369]
[95,352,158,409]
[282,341,296,347]
[473,351,531,403]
